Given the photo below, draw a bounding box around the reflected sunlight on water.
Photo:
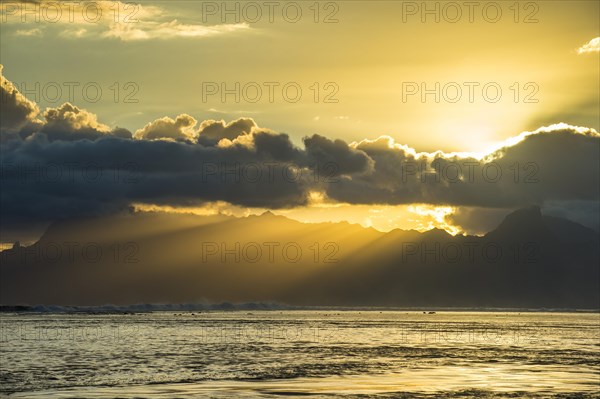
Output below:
[1,311,599,398]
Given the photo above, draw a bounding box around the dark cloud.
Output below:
[1,66,599,241]
[0,135,313,228]
[303,134,373,176]
[324,126,599,208]
[252,131,303,162]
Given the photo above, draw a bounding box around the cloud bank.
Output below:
[1,65,599,238]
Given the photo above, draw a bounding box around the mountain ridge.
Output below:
[1,207,598,308]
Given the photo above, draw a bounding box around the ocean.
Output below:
[1,310,599,398]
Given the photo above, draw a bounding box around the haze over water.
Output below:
[1,310,598,398]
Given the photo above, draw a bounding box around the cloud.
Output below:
[2,1,250,41]
[1,65,599,240]
[14,28,43,37]
[59,28,88,39]
[102,20,250,41]
[197,118,257,145]
[134,114,197,141]
[252,131,304,161]
[0,136,314,239]
[324,124,599,208]
[303,134,374,176]
[0,66,132,141]
[577,37,600,54]
[445,207,517,235]
[0,64,41,136]
[23,102,131,141]
[40,102,113,140]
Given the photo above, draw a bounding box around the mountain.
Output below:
[1,207,598,308]
[485,205,555,242]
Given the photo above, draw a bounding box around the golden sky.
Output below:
[0,0,599,241]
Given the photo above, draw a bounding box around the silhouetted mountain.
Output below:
[485,205,555,242]
[1,207,598,308]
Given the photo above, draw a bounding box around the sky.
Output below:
[0,0,599,245]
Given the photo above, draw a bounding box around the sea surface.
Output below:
[0,310,599,398]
